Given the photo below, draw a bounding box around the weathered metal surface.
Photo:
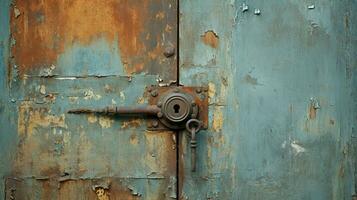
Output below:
[180,0,356,199]
[9,0,177,82]
[1,0,178,199]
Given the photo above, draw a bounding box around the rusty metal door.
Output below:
[1,0,357,200]
[0,0,178,199]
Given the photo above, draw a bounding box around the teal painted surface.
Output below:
[180,0,356,199]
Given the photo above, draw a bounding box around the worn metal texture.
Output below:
[180,0,356,199]
[1,0,178,199]
[9,0,177,82]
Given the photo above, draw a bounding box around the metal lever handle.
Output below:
[186,119,203,172]
[68,105,160,116]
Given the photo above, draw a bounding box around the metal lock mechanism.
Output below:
[68,85,208,171]
[147,86,208,131]
[68,86,208,131]
[156,89,198,129]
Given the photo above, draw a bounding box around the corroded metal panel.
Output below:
[180,0,356,199]
[10,0,177,82]
[1,0,178,199]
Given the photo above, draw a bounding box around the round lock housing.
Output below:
[158,89,198,129]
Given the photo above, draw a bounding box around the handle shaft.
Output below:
[68,105,160,116]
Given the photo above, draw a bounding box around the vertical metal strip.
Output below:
[176,0,181,198]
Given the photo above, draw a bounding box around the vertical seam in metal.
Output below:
[176,0,180,198]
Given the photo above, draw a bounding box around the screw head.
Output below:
[157,112,163,118]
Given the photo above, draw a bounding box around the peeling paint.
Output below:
[95,188,109,200]
[208,82,216,104]
[212,106,223,132]
[201,30,219,48]
[84,89,102,100]
[87,114,98,124]
[291,141,306,155]
[39,85,46,95]
[98,116,114,129]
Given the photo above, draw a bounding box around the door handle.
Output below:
[68,105,161,116]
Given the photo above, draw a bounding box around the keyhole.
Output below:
[173,104,180,113]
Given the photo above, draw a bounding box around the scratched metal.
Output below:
[1,0,178,199]
[179,0,356,199]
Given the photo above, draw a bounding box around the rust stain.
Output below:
[121,119,142,129]
[11,0,169,76]
[308,104,317,119]
[201,30,219,48]
[15,102,67,175]
[18,102,66,137]
[130,134,139,145]
[95,188,110,200]
[58,179,141,200]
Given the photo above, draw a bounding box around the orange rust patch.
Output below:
[201,30,219,48]
[10,0,171,76]
[308,105,317,120]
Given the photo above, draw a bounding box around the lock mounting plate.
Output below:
[146,86,208,131]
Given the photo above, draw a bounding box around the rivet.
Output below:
[157,102,162,107]
[163,46,175,58]
[151,90,158,97]
[152,120,159,128]
[157,112,163,118]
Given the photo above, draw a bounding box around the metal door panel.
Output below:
[1,0,177,199]
[179,0,356,199]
